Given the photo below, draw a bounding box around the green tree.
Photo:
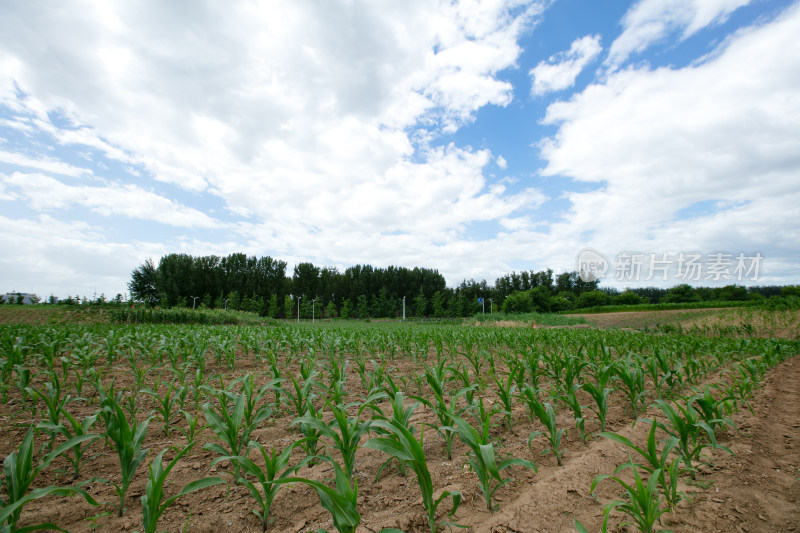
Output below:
[414,288,428,317]
[128,258,160,307]
[661,284,701,303]
[227,290,241,311]
[325,300,337,318]
[356,295,369,319]
[501,291,531,314]
[284,295,294,319]
[432,291,447,318]
[613,290,645,305]
[575,290,611,309]
[268,294,280,318]
[340,299,352,319]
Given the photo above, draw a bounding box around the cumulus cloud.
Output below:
[530,34,602,95]
[541,2,800,279]
[0,0,552,293]
[607,0,752,67]
[2,171,222,228]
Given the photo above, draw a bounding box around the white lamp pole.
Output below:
[191,296,199,309]
[402,296,406,321]
[312,299,316,323]
[488,298,493,314]
[297,296,301,322]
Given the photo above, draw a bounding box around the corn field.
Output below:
[0,319,797,532]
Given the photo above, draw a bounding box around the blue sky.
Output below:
[1,0,798,299]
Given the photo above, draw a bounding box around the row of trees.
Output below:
[128,253,797,318]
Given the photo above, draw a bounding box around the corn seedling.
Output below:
[414,365,475,460]
[38,407,99,480]
[144,385,180,437]
[581,381,612,433]
[588,468,671,533]
[491,370,517,430]
[556,383,587,443]
[293,400,372,482]
[652,398,732,479]
[1,427,99,531]
[102,397,151,516]
[140,441,225,533]
[447,409,537,512]
[527,399,566,466]
[366,420,462,533]
[268,456,360,533]
[202,388,264,478]
[212,439,310,531]
[599,421,685,510]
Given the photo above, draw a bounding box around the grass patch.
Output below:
[469,312,587,326]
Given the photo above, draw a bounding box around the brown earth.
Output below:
[3,346,796,533]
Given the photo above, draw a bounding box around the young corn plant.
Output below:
[177,409,205,443]
[447,408,537,512]
[202,387,267,479]
[581,381,612,433]
[144,384,180,437]
[268,457,361,533]
[102,398,151,516]
[293,401,372,483]
[27,379,70,452]
[491,370,517,430]
[598,421,685,510]
[139,441,225,533]
[556,383,587,444]
[652,398,732,479]
[1,427,99,532]
[527,399,566,466]
[365,420,462,533]
[367,391,418,479]
[38,408,99,480]
[414,366,475,460]
[614,359,648,417]
[212,439,310,532]
[585,468,671,533]
[689,387,736,436]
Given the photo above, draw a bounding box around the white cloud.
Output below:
[0,150,92,177]
[2,172,222,228]
[530,34,603,95]
[607,0,752,67]
[0,214,154,298]
[540,2,800,280]
[0,0,552,294]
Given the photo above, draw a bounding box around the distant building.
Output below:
[2,292,39,304]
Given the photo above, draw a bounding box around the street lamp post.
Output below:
[190,296,199,309]
[481,297,485,314]
[297,296,301,322]
[224,299,229,311]
[312,299,316,323]
[402,296,406,321]
[488,298,493,314]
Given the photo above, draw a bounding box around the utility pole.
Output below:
[402,296,406,321]
[297,296,301,322]
[190,296,199,309]
[488,298,493,314]
[312,299,316,323]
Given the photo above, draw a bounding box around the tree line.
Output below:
[127,253,798,318]
[128,253,603,318]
